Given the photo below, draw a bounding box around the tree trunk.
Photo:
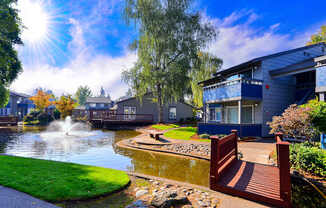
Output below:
[157,84,163,123]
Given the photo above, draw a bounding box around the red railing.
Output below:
[275,133,291,203]
[210,130,238,188]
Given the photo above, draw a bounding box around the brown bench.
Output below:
[149,131,164,140]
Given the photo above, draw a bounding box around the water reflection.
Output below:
[0,127,209,186]
[0,127,324,207]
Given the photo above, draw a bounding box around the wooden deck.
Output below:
[210,131,291,207]
[71,109,154,127]
[0,116,18,126]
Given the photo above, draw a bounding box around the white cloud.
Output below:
[12,14,137,100]
[207,10,312,69]
[11,53,137,100]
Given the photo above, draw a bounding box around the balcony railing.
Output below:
[203,78,263,102]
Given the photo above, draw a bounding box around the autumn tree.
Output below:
[75,85,92,105]
[0,0,23,107]
[191,52,222,108]
[123,0,216,122]
[29,90,53,112]
[307,25,326,45]
[54,95,76,119]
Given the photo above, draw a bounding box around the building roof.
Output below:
[86,97,111,103]
[198,43,326,86]
[116,93,195,108]
[214,43,326,77]
[9,91,31,98]
[269,58,316,77]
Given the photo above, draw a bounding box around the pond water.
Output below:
[0,127,324,208]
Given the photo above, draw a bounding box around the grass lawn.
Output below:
[0,155,130,202]
[151,124,180,130]
[164,127,210,142]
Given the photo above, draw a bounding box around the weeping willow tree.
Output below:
[190,52,222,109]
[122,0,217,123]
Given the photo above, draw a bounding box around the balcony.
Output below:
[203,78,263,103]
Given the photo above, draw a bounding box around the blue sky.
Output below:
[12,0,326,99]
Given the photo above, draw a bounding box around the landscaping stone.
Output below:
[135,190,149,198]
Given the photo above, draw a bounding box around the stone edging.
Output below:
[116,139,210,161]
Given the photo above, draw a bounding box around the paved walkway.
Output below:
[238,138,275,165]
[0,185,59,208]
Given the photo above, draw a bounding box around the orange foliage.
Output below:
[54,95,76,119]
[29,90,53,112]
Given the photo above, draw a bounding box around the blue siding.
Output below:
[261,44,326,137]
[203,82,262,103]
[316,66,326,88]
[198,123,262,137]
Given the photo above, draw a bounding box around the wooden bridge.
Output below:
[72,109,153,127]
[0,116,18,126]
[210,130,291,207]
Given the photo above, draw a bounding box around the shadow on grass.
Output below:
[0,155,130,202]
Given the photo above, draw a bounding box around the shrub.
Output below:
[37,112,53,126]
[267,104,318,141]
[53,109,61,120]
[199,134,210,139]
[290,142,326,177]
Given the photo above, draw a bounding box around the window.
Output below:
[169,107,177,120]
[90,103,96,107]
[124,106,136,120]
[209,107,222,122]
[226,107,238,124]
[242,106,253,124]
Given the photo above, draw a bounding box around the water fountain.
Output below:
[40,116,94,139]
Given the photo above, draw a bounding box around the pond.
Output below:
[0,127,324,208]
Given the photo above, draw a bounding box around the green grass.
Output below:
[0,155,130,202]
[151,124,180,130]
[164,127,210,142]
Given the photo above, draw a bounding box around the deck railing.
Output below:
[89,110,153,122]
[275,133,291,203]
[210,130,238,188]
[203,78,263,90]
[0,116,18,125]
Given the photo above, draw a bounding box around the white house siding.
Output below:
[261,44,326,137]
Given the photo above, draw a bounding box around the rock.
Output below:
[151,196,190,208]
[126,200,148,208]
[167,190,178,198]
[136,190,149,198]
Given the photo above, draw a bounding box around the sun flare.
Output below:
[18,0,50,43]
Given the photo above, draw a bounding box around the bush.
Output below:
[53,109,61,120]
[37,112,54,126]
[199,134,210,139]
[267,104,318,141]
[290,142,326,177]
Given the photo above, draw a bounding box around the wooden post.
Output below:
[210,135,220,190]
[231,130,238,159]
[275,133,291,207]
[89,110,93,120]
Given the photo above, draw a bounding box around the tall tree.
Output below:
[54,95,76,119]
[307,25,326,45]
[29,90,53,112]
[75,85,92,105]
[190,52,222,108]
[100,86,106,97]
[123,0,216,122]
[0,0,23,107]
